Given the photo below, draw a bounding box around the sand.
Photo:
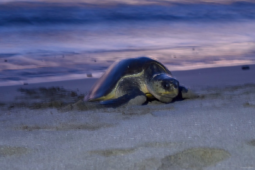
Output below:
[0,64,255,170]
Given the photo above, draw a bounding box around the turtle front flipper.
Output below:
[179,86,198,99]
[100,89,147,107]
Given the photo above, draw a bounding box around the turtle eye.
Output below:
[173,81,179,88]
[162,82,170,90]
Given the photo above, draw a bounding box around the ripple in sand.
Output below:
[89,141,180,158]
[158,148,230,170]
[89,148,136,157]
[0,145,28,157]
[19,123,114,131]
[138,141,181,148]
[247,139,255,146]
[243,102,255,108]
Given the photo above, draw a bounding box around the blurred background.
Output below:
[1,0,255,86]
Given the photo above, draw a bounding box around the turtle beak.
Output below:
[149,73,180,103]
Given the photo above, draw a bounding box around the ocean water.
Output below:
[1,1,255,86]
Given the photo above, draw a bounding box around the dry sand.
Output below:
[0,64,255,170]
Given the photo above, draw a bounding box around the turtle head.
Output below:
[147,73,179,103]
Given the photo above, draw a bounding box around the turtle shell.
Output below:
[85,56,171,101]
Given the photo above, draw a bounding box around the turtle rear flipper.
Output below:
[100,89,147,108]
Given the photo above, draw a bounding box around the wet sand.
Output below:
[0,64,255,170]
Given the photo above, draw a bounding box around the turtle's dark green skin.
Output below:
[84,57,192,107]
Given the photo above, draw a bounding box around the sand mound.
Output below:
[159,148,230,170]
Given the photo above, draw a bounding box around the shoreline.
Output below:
[1,63,254,88]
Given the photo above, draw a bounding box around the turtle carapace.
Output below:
[84,57,190,107]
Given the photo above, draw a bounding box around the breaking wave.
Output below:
[1,2,255,26]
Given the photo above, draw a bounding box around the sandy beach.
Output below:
[1,0,255,169]
[0,64,255,170]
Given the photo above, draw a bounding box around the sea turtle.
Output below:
[84,56,193,107]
